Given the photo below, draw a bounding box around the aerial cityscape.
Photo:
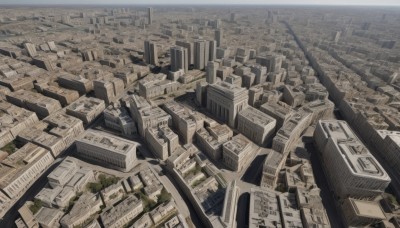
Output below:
[0,2,400,228]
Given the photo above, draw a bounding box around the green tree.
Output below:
[157,188,172,204]
[29,199,43,214]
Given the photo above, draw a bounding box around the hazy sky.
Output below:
[2,0,400,6]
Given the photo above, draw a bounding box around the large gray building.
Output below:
[206,61,218,84]
[144,40,158,66]
[194,40,210,70]
[207,81,248,128]
[215,29,223,47]
[314,120,391,199]
[170,46,188,73]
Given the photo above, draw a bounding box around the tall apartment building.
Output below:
[144,40,158,66]
[147,7,153,25]
[194,40,210,70]
[215,29,223,47]
[206,61,218,84]
[176,40,194,65]
[170,46,188,73]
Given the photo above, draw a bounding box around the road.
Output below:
[307,142,345,228]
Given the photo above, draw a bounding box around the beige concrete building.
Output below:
[39,84,79,106]
[196,124,233,161]
[104,103,136,136]
[260,101,293,130]
[138,73,180,99]
[272,110,312,154]
[101,195,143,228]
[301,99,334,125]
[93,77,125,104]
[131,99,171,138]
[163,101,204,144]
[341,198,386,227]
[222,134,255,172]
[145,126,179,160]
[60,192,103,228]
[0,100,38,148]
[47,158,78,188]
[296,188,330,227]
[207,81,248,128]
[237,106,276,146]
[44,112,84,147]
[18,124,67,158]
[66,96,105,124]
[314,120,391,199]
[0,143,54,199]
[260,149,285,189]
[76,130,137,172]
[249,188,282,228]
[35,207,63,228]
[278,193,303,228]
[6,89,62,119]
[58,73,93,95]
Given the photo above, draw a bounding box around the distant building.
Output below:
[215,29,223,47]
[144,40,158,66]
[206,61,218,84]
[170,46,188,73]
[194,40,210,70]
[147,7,153,25]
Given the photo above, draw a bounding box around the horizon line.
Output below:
[1,3,400,7]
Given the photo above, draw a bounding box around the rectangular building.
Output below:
[76,130,137,172]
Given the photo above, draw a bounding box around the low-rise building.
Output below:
[278,193,303,228]
[60,192,103,228]
[196,124,233,161]
[101,195,143,228]
[145,126,179,160]
[260,149,285,189]
[35,207,63,228]
[341,198,386,227]
[0,143,54,199]
[237,106,276,146]
[47,158,78,188]
[6,89,62,118]
[104,102,136,136]
[260,101,293,130]
[272,110,312,154]
[0,100,39,148]
[163,101,204,144]
[76,130,137,172]
[249,188,282,228]
[222,134,255,172]
[66,97,105,124]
